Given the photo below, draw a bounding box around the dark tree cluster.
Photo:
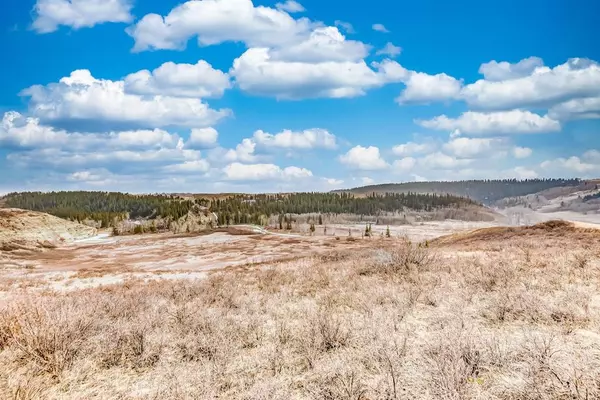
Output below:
[3,191,195,226]
[209,192,477,226]
[336,179,582,204]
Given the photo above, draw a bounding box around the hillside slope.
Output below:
[334,179,582,204]
[0,208,96,252]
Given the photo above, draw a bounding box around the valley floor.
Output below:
[1,220,599,399]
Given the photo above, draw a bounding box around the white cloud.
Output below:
[252,128,336,149]
[392,141,436,157]
[324,178,344,186]
[223,162,312,181]
[512,146,533,159]
[230,48,404,99]
[162,160,210,174]
[361,177,375,185]
[334,20,355,34]
[417,110,560,136]
[511,166,538,179]
[462,58,600,110]
[127,0,314,52]
[583,150,600,164]
[68,169,113,184]
[269,27,369,63]
[188,128,219,148]
[275,0,305,13]
[1,111,183,150]
[1,111,68,148]
[417,152,472,170]
[124,60,231,98]
[32,0,133,33]
[223,138,257,163]
[548,96,600,120]
[376,42,401,58]
[478,57,544,81]
[21,70,230,131]
[339,145,389,170]
[397,71,462,104]
[393,157,416,171]
[442,137,505,159]
[372,23,389,33]
[540,156,597,174]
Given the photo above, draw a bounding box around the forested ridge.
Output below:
[336,178,582,204]
[2,191,196,227]
[1,191,477,227]
[210,192,477,225]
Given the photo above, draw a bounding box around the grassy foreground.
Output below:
[1,224,599,399]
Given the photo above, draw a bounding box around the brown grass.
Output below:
[0,228,599,399]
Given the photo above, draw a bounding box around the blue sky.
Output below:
[0,0,599,193]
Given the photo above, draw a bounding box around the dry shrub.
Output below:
[0,300,94,379]
[425,330,483,399]
[359,242,435,277]
[98,324,161,369]
[304,369,368,400]
[200,274,239,309]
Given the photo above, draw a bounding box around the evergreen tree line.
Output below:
[3,191,195,225]
[209,192,477,226]
[338,178,582,204]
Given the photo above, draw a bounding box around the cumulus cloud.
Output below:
[32,0,133,33]
[361,177,375,185]
[188,128,219,148]
[511,166,538,179]
[1,111,183,150]
[376,42,401,58]
[127,0,314,52]
[417,110,561,136]
[442,137,506,159]
[1,110,216,181]
[275,0,305,13]
[392,157,416,171]
[21,69,230,131]
[539,153,600,175]
[324,178,344,186]
[124,60,231,98]
[392,141,436,157]
[230,49,405,99]
[540,156,600,176]
[462,58,600,110]
[548,96,600,120]
[512,146,533,159]
[334,20,355,34]
[223,162,312,181]
[396,71,463,104]
[252,128,336,150]
[223,139,258,163]
[269,27,369,63]
[417,152,472,170]
[162,160,211,174]
[478,57,544,81]
[372,23,389,33]
[339,145,389,170]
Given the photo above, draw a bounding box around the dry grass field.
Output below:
[1,221,599,399]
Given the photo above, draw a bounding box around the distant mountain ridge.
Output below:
[332,179,585,205]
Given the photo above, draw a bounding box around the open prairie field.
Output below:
[1,220,599,399]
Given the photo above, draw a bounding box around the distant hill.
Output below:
[333,179,584,205]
